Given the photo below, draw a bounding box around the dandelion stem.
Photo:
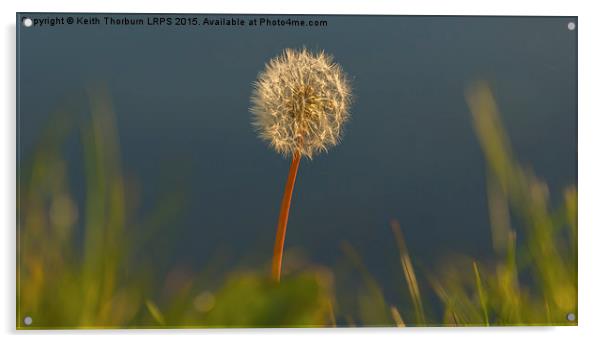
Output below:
[271,151,301,282]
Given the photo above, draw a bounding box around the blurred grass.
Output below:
[339,81,576,327]
[17,89,143,328]
[340,241,394,327]
[401,81,576,326]
[391,220,426,325]
[454,81,577,325]
[17,87,333,329]
[17,81,576,328]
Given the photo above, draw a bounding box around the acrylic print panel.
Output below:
[16,13,577,329]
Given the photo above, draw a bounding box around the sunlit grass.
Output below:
[17,87,333,329]
[339,81,576,327]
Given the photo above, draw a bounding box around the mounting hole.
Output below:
[567,22,576,31]
[22,17,33,28]
[567,313,576,321]
[23,316,33,326]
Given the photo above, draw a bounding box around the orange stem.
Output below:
[271,152,301,282]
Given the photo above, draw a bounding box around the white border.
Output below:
[3,1,601,342]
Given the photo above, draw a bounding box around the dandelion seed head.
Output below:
[251,48,352,159]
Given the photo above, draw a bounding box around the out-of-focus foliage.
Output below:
[140,270,334,328]
[339,242,395,327]
[431,82,577,326]
[203,272,333,327]
[339,82,576,327]
[17,88,333,329]
[18,89,147,328]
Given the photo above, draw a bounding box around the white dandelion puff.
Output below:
[251,48,352,159]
